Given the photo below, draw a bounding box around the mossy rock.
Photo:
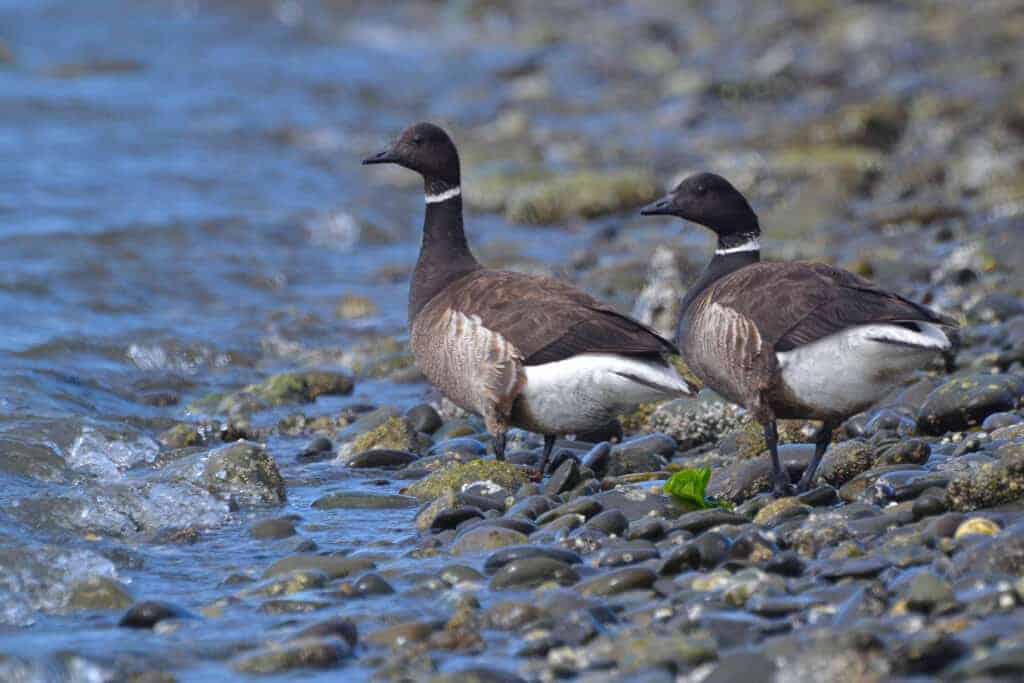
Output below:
[338,417,429,462]
[189,371,354,417]
[505,169,660,224]
[248,371,354,406]
[947,442,1024,511]
[158,423,205,449]
[67,577,133,611]
[404,460,531,501]
[716,419,809,460]
[917,374,1024,435]
[202,440,286,505]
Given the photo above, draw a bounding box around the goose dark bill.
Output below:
[362,122,695,475]
[642,172,958,496]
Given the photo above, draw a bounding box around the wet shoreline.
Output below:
[1,0,1023,680]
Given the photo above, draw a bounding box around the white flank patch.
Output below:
[425,186,461,204]
[777,322,950,415]
[520,353,692,434]
[714,238,760,255]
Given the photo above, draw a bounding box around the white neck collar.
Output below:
[715,237,760,256]
[425,186,461,204]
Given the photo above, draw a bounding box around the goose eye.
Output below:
[411,136,423,145]
[695,184,706,195]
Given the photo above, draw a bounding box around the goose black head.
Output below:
[640,172,759,240]
[362,122,461,191]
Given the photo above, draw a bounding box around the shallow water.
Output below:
[0,0,628,678]
[2,0,1023,680]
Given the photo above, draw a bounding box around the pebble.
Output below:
[954,516,1000,539]
[347,449,420,468]
[578,567,657,597]
[489,557,580,590]
[451,526,529,556]
[250,517,298,540]
[119,601,194,629]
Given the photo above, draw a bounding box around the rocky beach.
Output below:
[1,0,1024,681]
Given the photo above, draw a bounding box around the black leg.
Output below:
[537,434,556,476]
[797,422,833,493]
[763,420,794,497]
[494,430,507,462]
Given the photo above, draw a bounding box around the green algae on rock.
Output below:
[404,460,531,501]
[190,371,354,417]
[202,440,286,505]
[67,577,134,611]
[917,374,1024,435]
[947,442,1024,511]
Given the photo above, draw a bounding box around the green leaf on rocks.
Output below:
[664,468,729,510]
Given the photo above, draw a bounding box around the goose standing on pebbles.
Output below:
[363,122,694,473]
[641,172,957,496]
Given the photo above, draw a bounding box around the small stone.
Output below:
[578,567,657,597]
[955,517,1000,539]
[580,441,612,477]
[350,573,394,597]
[543,458,581,496]
[451,526,528,556]
[817,440,874,487]
[585,509,629,536]
[484,545,582,574]
[607,434,673,476]
[406,404,443,433]
[347,449,419,469]
[405,460,530,500]
[251,517,298,540]
[293,618,358,647]
[671,509,750,534]
[263,554,375,580]
[364,621,435,648]
[232,637,351,674]
[312,491,418,509]
[903,571,955,613]
[947,443,1024,511]
[243,570,328,598]
[297,436,333,462]
[158,423,204,449]
[489,557,580,590]
[754,497,811,527]
[202,440,286,505]
[119,601,194,629]
[917,374,1024,435]
[596,541,659,567]
[430,506,485,532]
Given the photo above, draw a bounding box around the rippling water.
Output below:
[1,0,627,676]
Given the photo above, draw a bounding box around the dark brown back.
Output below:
[433,269,679,366]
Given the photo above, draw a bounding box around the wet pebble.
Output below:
[484,545,582,573]
[451,526,528,556]
[543,457,581,496]
[297,436,333,462]
[119,601,195,629]
[405,403,443,433]
[578,567,657,597]
[348,449,419,469]
[489,557,580,590]
[251,516,298,540]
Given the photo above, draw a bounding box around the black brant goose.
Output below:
[641,172,957,495]
[363,122,694,472]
